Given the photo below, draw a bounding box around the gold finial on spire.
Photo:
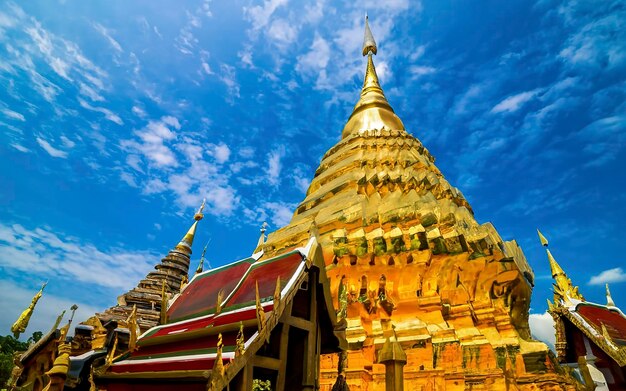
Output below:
[257,222,268,249]
[195,240,211,275]
[342,15,405,139]
[362,14,377,56]
[194,198,206,221]
[11,282,47,339]
[606,284,616,307]
[177,200,206,253]
[537,229,549,247]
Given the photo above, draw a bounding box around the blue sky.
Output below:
[1,0,625,346]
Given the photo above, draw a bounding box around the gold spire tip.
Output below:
[362,15,377,56]
[194,198,206,221]
[537,229,549,247]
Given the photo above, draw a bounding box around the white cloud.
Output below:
[410,65,436,77]
[297,34,331,77]
[491,89,542,114]
[1,107,25,121]
[207,142,231,164]
[267,146,285,185]
[243,0,288,30]
[122,116,180,168]
[262,201,296,227]
[219,64,240,100]
[60,135,76,148]
[11,143,30,153]
[267,18,298,47]
[36,137,68,158]
[79,82,104,101]
[589,267,626,285]
[529,312,555,349]
[202,61,213,75]
[132,105,147,118]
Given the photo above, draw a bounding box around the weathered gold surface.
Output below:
[257,18,577,391]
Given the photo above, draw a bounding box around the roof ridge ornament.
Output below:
[606,283,616,307]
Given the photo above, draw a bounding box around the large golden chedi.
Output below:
[258,18,576,390]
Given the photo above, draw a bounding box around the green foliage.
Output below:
[0,332,39,389]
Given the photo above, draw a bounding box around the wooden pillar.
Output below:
[377,321,406,391]
[303,272,319,390]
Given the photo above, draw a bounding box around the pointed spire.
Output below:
[257,222,268,249]
[342,15,405,139]
[537,229,549,247]
[195,240,210,275]
[543,240,584,303]
[362,14,377,56]
[546,249,565,279]
[606,284,616,307]
[176,199,205,253]
[11,282,47,339]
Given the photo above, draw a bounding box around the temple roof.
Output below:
[100,237,346,384]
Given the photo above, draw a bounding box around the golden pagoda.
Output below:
[254,17,577,390]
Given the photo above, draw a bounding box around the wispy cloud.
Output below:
[491,88,542,114]
[92,22,123,52]
[0,222,159,290]
[78,98,123,125]
[1,107,26,121]
[36,137,68,158]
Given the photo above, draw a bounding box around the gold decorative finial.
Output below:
[255,280,266,332]
[235,322,245,357]
[215,289,224,315]
[273,276,281,309]
[537,229,549,247]
[341,15,405,139]
[210,333,225,387]
[11,282,47,339]
[177,201,206,254]
[362,14,377,56]
[606,284,616,307]
[126,304,139,352]
[194,198,206,221]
